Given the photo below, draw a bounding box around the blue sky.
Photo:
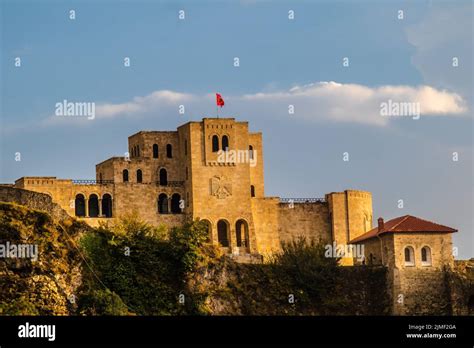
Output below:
[1,0,473,258]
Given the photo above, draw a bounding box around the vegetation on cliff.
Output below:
[0,203,390,316]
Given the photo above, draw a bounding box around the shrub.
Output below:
[78,289,132,316]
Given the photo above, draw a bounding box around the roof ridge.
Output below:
[388,215,410,231]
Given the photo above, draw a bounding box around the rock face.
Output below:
[187,257,391,316]
[448,260,474,315]
[0,201,89,315]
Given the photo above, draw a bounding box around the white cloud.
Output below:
[90,82,467,127]
[96,90,196,118]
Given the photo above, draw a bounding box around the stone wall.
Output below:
[0,186,70,222]
[277,202,331,245]
[448,260,474,315]
[390,233,455,315]
[326,190,373,265]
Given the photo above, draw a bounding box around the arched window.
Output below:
[217,220,230,247]
[75,194,86,217]
[249,145,254,160]
[166,144,173,158]
[123,169,129,182]
[137,169,143,183]
[184,140,188,156]
[201,219,212,242]
[212,135,219,152]
[159,168,168,185]
[404,246,415,266]
[235,219,249,249]
[250,185,255,197]
[102,194,113,218]
[421,246,432,266]
[170,194,181,214]
[137,146,140,157]
[158,194,169,214]
[153,144,158,158]
[88,194,99,218]
[222,135,229,151]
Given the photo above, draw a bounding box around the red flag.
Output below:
[216,93,225,107]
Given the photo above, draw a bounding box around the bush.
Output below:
[169,219,209,273]
[78,289,132,315]
[271,238,343,313]
[79,216,209,315]
[0,296,40,315]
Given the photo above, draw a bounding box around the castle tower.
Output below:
[178,118,262,255]
[326,190,373,265]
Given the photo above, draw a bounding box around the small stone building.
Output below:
[350,215,458,315]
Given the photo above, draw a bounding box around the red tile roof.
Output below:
[350,215,457,244]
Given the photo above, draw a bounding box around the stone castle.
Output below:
[3,117,472,315]
[12,117,374,264]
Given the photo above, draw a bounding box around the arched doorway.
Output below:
[235,219,250,252]
[170,193,181,214]
[88,194,99,217]
[75,194,85,217]
[159,168,168,186]
[102,194,113,218]
[217,220,230,247]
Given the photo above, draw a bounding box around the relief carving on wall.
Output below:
[210,175,232,199]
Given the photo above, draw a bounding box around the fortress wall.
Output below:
[112,183,186,228]
[0,186,70,221]
[251,197,281,257]
[277,202,332,245]
[15,178,115,220]
[390,233,454,315]
[392,267,451,315]
[448,260,474,315]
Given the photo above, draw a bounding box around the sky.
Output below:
[1,0,473,258]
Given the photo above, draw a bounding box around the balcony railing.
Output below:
[73,179,114,185]
[280,197,326,203]
[156,181,185,187]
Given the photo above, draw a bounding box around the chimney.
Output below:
[377,217,384,232]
